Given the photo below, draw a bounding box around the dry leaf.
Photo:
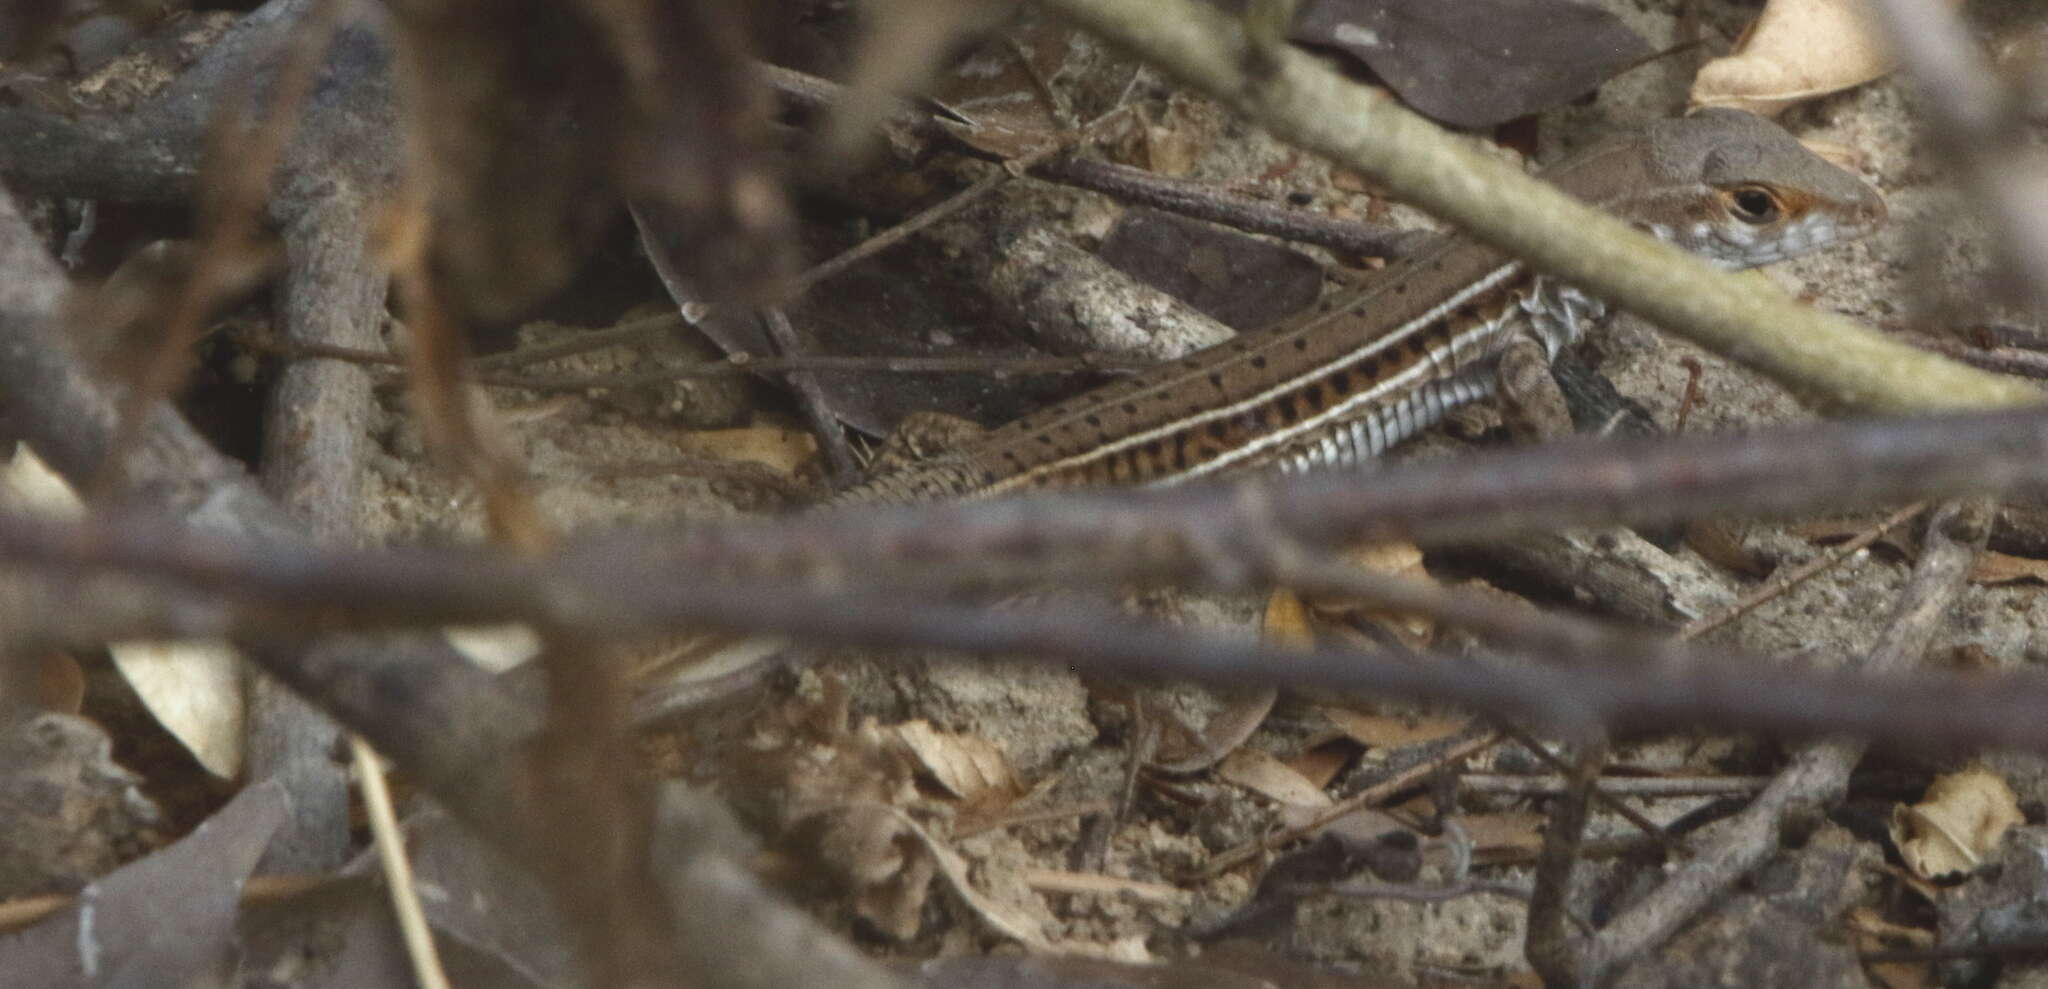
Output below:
[1310,542,1436,647]
[1969,549,2048,586]
[1290,0,1653,129]
[1846,906,1937,989]
[1454,811,1546,859]
[1322,709,1466,750]
[674,424,818,475]
[1691,0,1936,116]
[1683,519,1770,578]
[1283,737,1358,790]
[1263,587,1316,650]
[1889,766,2024,880]
[1342,541,1428,579]
[5,445,244,778]
[1219,748,1335,810]
[1150,687,1279,773]
[890,719,1023,806]
[890,806,1057,952]
[443,623,542,672]
[1020,867,1191,905]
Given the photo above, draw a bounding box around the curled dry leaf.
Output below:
[1321,709,1466,750]
[442,623,543,673]
[1218,748,1335,810]
[3,445,243,778]
[1690,0,1952,116]
[675,424,819,476]
[1889,765,2024,881]
[1263,586,1316,650]
[1314,542,1436,648]
[890,805,1056,952]
[889,719,1024,807]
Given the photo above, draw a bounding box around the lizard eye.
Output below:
[1726,185,1783,225]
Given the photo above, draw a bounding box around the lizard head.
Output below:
[1638,108,1888,268]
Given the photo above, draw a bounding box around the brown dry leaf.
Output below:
[1690,0,1941,116]
[1321,709,1466,750]
[1683,519,1770,578]
[889,719,1024,807]
[1846,906,1936,989]
[674,424,818,475]
[1290,0,1652,129]
[1284,737,1359,790]
[1969,549,2048,586]
[1218,748,1335,810]
[1454,811,1546,860]
[891,807,1056,951]
[1342,541,1429,580]
[1889,765,2024,881]
[1311,542,1436,647]
[1020,867,1191,906]
[1150,688,1280,773]
[1847,908,1936,989]
[1264,587,1317,650]
[884,808,1156,961]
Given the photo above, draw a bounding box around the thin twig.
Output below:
[1526,736,1608,985]
[471,313,685,370]
[353,735,453,989]
[11,501,2048,755]
[759,307,859,482]
[1862,936,2048,965]
[767,63,1417,259]
[0,874,334,936]
[1199,730,1501,876]
[95,0,348,498]
[1586,498,1990,979]
[1680,502,1927,640]
[1460,773,1771,797]
[786,105,1134,300]
[1323,878,1532,905]
[248,331,1150,383]
[1496,723,1682,858]
[1896,330,2048,380]
[1034,156,1416,258]
[1040,0,2041,412]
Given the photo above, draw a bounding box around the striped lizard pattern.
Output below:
[839,110,1886,505]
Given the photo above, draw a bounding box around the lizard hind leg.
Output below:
[1495,333,1578,446]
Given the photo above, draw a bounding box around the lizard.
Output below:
[831,108,1886,506]
[640,109,1887,722]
